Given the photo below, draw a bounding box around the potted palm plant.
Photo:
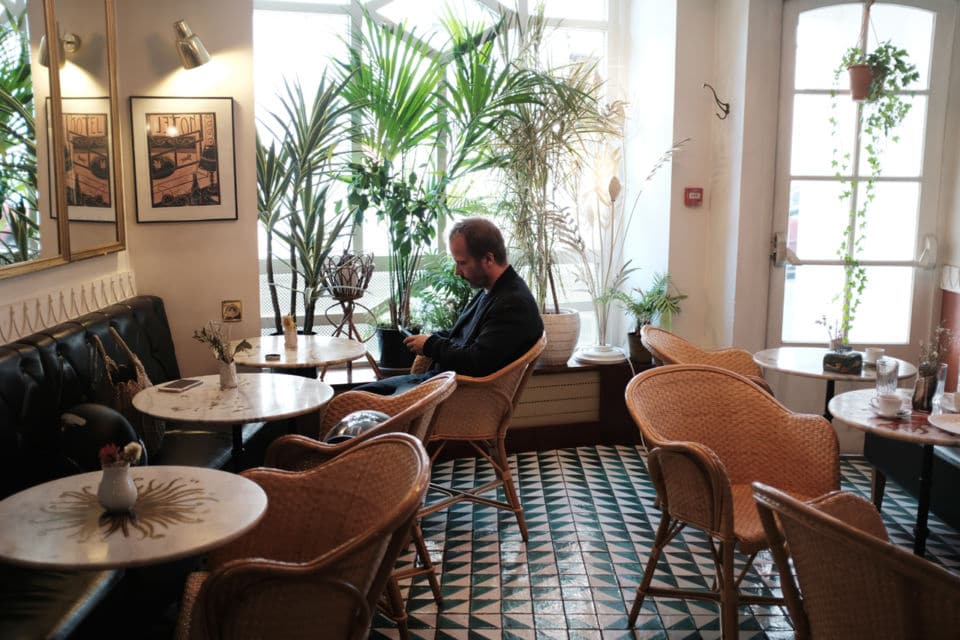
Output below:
[256,76,359,335]
[493,10,616,365]
[609,272,686,365]
[342,11,536,368]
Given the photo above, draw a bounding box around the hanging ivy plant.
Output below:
[829,39,918,342]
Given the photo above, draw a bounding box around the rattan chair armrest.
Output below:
[265,434,344,471]
[808,490,888,541]
[745,375,775,396]
[411,355,432,374]
[648,441,734,537]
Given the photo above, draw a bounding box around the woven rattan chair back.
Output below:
[178,433,430,640]
[264,371,457,471]
[754,482,960,640]
[640,325,762,376]
[624,364,839,639]
[419,333,546,541]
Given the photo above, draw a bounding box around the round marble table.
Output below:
[233,335,366,371]
[133,373,334,466]
[829,388,960,556]
[0,466,267,569]
[753,347,917,418]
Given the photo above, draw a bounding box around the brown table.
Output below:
[828,388,960,556]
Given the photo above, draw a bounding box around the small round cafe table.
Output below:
[232,334,371,380]
[828,388,960,557]
[753,347,917,418]
[0,466,267,569]
[133,373,334,467]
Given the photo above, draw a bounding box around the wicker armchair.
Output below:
[412,333,546,541]
[175,433,430,640]
[264,371,457,637]
[640,325,774,394]
[625,364,839,638]
[753,483,960,640]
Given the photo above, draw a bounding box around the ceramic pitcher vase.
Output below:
[97,464,138,513]
[219,360,238,389]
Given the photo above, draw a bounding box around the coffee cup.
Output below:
[871,393,902,418]
[864,347,885,365]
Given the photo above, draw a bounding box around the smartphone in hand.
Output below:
[399,326,414,338]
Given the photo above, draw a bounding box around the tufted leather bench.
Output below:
[0,295,276,638]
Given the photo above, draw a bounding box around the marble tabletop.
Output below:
[0,466,267,569]
[232,335,365,369]
[753,347,918,382]
[828,388,960,446]
[133,373,333,425]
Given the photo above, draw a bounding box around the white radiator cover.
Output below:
[511,370,601,428]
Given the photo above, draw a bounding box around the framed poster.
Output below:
[47,97,116,222]
[130,96,237,223]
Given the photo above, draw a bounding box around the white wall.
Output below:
[116,1,259,376]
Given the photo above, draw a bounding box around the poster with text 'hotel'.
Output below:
[131,97,237,223]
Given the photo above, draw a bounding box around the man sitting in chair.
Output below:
[358,217,543,395]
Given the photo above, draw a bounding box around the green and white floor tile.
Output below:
[370,445,960,639]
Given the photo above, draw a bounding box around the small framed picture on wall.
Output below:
[130,96,238,223]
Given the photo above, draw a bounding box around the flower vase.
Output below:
[913,374,937,412]
[97,464,138,513]
[219,360,238,389]
[283,325,298,350]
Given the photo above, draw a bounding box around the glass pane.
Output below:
[782,265,846,343]
[869,5,934,90]
[540,27,607,78]
[858,181,919,261]
[795,4,861,90]
[536,0,608,21]
[253,11,349,127]
[377,0,498,40]
[788,180,848,261]
[847,266,913,344]
[791,94,855,176]
[857,95,926,178]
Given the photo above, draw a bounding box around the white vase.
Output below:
[97,464,138,513]
[283,325,298,350]
[219,360,238,389]
[540,309,580,366]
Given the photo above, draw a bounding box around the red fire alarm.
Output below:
[684,187,704,207]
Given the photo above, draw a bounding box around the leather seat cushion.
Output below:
[0,565,122,640]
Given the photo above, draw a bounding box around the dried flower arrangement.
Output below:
[918,324,955,377]
[193,321,252,364]
[98,442,142,468]
[816,315,847,349]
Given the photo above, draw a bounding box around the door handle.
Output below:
[770,231,799,267]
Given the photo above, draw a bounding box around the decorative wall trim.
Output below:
[0,271,137,344]
[941,264,960,294]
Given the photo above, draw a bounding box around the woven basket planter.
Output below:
[540,309,580,366]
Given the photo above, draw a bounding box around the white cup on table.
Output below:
[871,393,903,418]
[864,347,885,365]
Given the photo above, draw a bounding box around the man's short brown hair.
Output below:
[449,218,507,264]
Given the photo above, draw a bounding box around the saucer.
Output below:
[928,414,960,435]
[870,407,909,420]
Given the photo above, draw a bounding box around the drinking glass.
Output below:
[875,357,898,395]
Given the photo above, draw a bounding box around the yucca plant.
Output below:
[257,75,359,333]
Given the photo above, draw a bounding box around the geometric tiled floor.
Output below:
[370,445,960,639]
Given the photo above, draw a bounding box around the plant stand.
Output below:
[321,292,382,381]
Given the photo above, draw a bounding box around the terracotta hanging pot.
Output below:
[847,64,874,101]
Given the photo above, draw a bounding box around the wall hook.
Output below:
[703,83,730,120]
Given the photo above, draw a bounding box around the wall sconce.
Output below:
[38,30,81,68]
[174,20,211,69]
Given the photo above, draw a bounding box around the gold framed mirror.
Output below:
[0,0,124,279]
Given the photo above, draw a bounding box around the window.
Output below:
[253,0,618,347]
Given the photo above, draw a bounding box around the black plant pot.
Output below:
[627,331,652,366]
[378,327,416,370]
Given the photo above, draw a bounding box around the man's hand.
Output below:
[404,333,430,355]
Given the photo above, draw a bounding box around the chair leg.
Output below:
[719,540,739,639]
[494,439,528,541]
[384,576,410,640]
[629,514,672,627]
[871,468,887,511]
[411,522,443,606]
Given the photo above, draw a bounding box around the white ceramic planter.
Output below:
[219,360,238,389]
[540,309,580,366]
[97,465,138,513]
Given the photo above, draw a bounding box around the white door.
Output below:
[767,0,955,359]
